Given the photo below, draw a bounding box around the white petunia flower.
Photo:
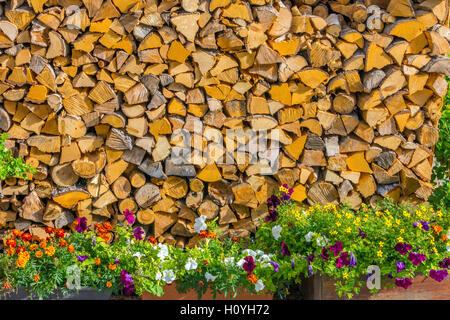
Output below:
[185,257,198,271]
[224,257,235,266]
[157,244,169,260]
[155,271,162,281]
[242,249,257,258]
[255,250,265,256]
[205,272,217,282]
[255,280,265,292]
[162,270,176,284]
[236,258,245,267]
[194,215,208,233]
[259,254,271,268]
[304,231,315,242]
[316,236,328,247]
[133,252,145,259]
[272,225,282,240]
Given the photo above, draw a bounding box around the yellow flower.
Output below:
[336,222,341,227]
[379,241,384,248]
[397,237,404,243]
[363,217,368,223]
[400,229,405,234]
[345,227,351,233]
[385,220,392,227]
[395,219,401,225]
[343,272,348,279]
[403,211,410,218]
[433,247,438,255]
[345,213,353,219]
[330,231,338,235]
[416,222,423,229]
[377,250,383,257]
[437,210,442,217]
[336,214,342,219]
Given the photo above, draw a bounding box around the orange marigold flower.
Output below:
[34,274,40,283]
[94,258,101,265]
[96,225,107,234]
[442,234,448,242]
[106,281,112,288]
[432,225,443,234]
[208,231,216,239]
[58,239,68,247]
[6,239,16,248]
[108,263,116,271]
[56,229,65,238]
[29,244,38,251]
[21,233,32,242]
[45,246,55,257]
[103,222,113,231]
[199,230,209,238]
[67,244,75,253]
[16,252,30,268]
[45,227,54,235]
[35,251,43,258]
[3,282,11,290]
[247,274,258,284]
[11,229,22,238]
[6,248,15,256]
[39,241,47,249]
[148,236,157,244]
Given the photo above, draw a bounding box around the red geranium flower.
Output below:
[45,227,54,235]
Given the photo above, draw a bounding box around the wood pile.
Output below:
[0,0,449,247]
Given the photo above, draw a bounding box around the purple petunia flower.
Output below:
[269,261,279,273]
[280,242,291,256]
[408,252,426,266]
[349,252,357,268]
[307,253,314,263]
[291,257,295,270]
[439,258,450,269]
[321,247,329,262]
[133,227,144,240]
[329,241,343,257]
[120,270,135,296]
[395,277,412,289]
[413,221,430,231]
[75,217,88,233]
[267,195,281,208]
[396,261,406,273]
[123,209,135,224]
[308,265,314,276]
[243,256,256,274]
[394,242,413,255]
[265,209,279,222]
[92,235,96,248]
[336,252,350,269]
[357,228,367,239]
[77,255,88,262]
[430,269,448,282]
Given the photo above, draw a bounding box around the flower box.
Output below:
[141,283,273,300]
[300,274,450,300]
[1,286,112,300]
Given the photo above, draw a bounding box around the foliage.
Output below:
[256,190,450,299]
[0,133,35,181]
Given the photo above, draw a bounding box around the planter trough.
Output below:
[141,283,273,300]
[301,274,450,300]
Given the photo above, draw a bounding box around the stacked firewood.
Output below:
[0,0,449,247]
